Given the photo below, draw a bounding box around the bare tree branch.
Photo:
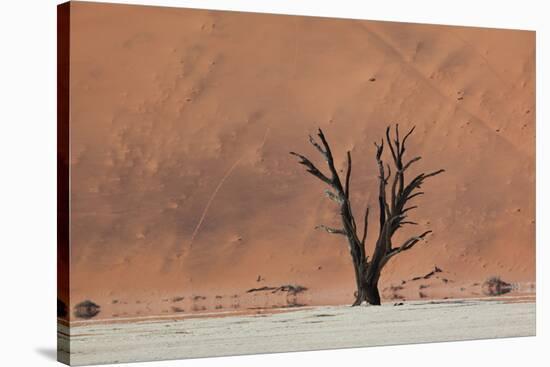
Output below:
[324,189,343,203]
[385,126,398,165]
[423,169,445,179]
[317,129,344,191]
[389,230,432,256]
[407,191,425,201]
[308,135,326,156]
[345,151,352,198]
[391,167,399,211]
[401,125,416,154]
[402,156,422,172]
[361,206,370,246]
[316,225,347,235]
[289,151,332,186]
[394,124,400,154]
[402,205,418,214]
[385,163,392,183]
[380,231,433,271]
[374,140,389,233]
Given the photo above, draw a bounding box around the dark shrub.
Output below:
[74,300,101,319]
[482,276,512,296]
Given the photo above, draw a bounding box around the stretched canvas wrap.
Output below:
[57,1,536,365]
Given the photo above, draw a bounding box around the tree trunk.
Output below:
[352,276,381,306]
[364,279,381,305]
[351,258,383,306]
[352,278,381,306]
[351,258,365,306]
[351,261,382,306]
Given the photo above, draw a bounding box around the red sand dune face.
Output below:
[66,2,535,319]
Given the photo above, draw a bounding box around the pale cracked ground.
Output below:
[59,298,535,366]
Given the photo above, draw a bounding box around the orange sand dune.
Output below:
[65,2,535,320]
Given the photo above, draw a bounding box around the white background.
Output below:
[0,0,547,366]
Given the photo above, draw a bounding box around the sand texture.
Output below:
[63,2,535,320]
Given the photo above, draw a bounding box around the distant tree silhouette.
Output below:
[291,125,444,305]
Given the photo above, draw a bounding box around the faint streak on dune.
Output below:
[188,157,243,247]
[188,128,270,247]
[260,127,270,149]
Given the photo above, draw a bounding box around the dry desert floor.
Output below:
[59,297,535,366]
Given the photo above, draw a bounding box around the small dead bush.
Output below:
[482,276,512,296]
[74,300,101,319]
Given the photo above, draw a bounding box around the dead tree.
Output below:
[291,125,444,305]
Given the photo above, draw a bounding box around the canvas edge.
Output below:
[57,1,71,365]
